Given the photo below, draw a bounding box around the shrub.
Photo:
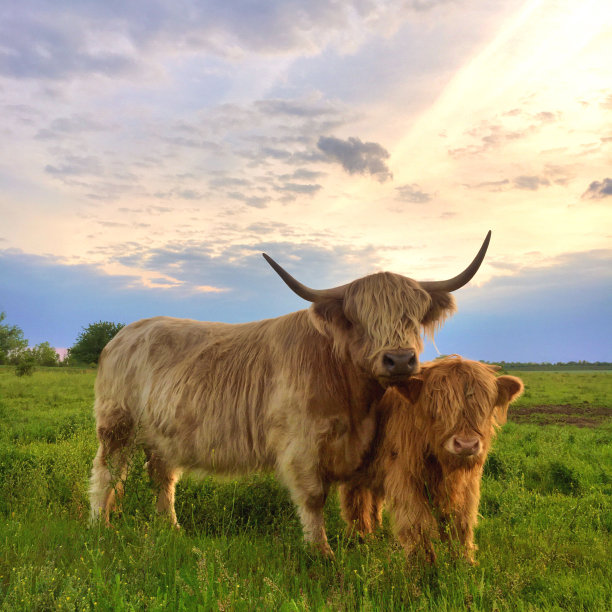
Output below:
[15,356,36,377]
[549,461,581,496]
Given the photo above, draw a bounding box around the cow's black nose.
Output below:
[382,350,417,376]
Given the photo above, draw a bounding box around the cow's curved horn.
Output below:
[262,253,348,302]
[418,230,491,293]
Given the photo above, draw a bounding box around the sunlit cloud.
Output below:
[395,184,433,203]
[582,178,612,199]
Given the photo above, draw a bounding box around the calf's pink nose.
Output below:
[452,436,480,455]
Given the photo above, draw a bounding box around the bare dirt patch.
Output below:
[509,404,612,427]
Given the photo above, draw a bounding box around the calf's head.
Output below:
[397,357,523,461]
[263,232,491,387]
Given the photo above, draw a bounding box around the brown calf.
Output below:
[340,356,523,562]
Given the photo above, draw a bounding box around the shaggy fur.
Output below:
[89,270,458,555]
[340,356,523,562]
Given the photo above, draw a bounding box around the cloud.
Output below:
[208,176,251,189]
[1,1,430,80]
[160,135,223,152]
[288,168,326,181]
[317,136,392,181]
[86,236,383,295]
[533,111,559,123]
[469,175,552,192]
[512,175,550,190]
[174,189,205,201]
[448,109,561,159]
[244,222,296,235]
[470,179,512,192]
[44,155,103,177]
[35,114,112,140]
[582,178,612,199]
[11,86,351,211]
[449,122,534,158]
[254,98,343,118]
[543,164,575,186]
[274,182,322,195]
[599,93,612,110]
[395,184,433,203]
[227,192,270,208]
[259,147,292,161]
[0,13,138,79]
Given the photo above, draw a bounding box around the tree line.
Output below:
[0,311,124,375]
[486,361,612,371]
[2,312,610,376]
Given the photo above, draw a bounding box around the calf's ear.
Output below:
[394,377,424,404]
[494,375,524,424]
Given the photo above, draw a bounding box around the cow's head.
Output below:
[263,231,490,388]
[397,357,523,461]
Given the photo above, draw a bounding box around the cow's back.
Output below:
[94,316,288,473]
[96,316,226,404]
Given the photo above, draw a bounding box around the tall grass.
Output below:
[0,367,610,610]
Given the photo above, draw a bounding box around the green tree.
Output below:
[68,321,125,365]
[0,311,28,364]
[30,341,60,366]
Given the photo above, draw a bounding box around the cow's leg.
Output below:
[90,444,131,525]
[145,451,182,527]
[392,494,439,563]
[277,456,333,556]
[89,442,131,525]
[385,466,438,562]
[90,444,114,523]
[90,403,134,525]
[297,487,331,556]
[370,488,385,532]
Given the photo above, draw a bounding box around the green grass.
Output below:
[508,370,612,408]
[0,367,610,610]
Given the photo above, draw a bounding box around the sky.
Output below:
[1,0,611,362]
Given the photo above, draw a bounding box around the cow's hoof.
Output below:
[320,543,335,559]
[310,541,335,559]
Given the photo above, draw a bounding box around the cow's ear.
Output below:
[312,298,351,331]
[494,375,524,424]
[421,290,456,330]
[394,377,424,404]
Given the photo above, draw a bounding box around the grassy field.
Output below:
[0,367,610,610]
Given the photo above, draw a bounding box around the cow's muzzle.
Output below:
[381,349,418,378]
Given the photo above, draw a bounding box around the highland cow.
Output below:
[90,234,490,556]
[340,356,523,562]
